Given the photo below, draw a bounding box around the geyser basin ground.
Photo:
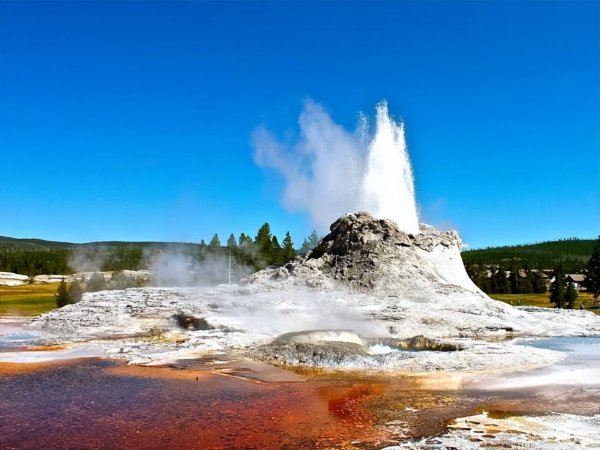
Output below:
[21,283,600,372]
[23,213,600,371]
[3,212,600,449]
[1,338,599,450]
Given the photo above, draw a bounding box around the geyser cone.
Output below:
[249,212,479,296]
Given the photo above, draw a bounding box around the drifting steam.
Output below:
[149,249,254,287]
[253,100,420,234]
[68,246,110,273]
[68,245,255,287]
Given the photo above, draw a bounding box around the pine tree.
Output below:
[255,223,273,262]
[564,282,578,309]
[299,239,312,255]
[227,233,237,248]
[298,231,320,255]
[238,233,253,248]
[520,271,533,294]
[209,234,221,248]
[267,236,282,265]
[69,279,84,302]
[531,271,547,293]
[55,278,72,308]
[508,264,520,294]
[282,231,296,262]
[583,235,600,300]
[491,266,508,294]
[87,272,107,292]
[271,236,281,248]
[549,266,566,308]
[477,265,492,293]
[255,223,272,246]
[198,239,207,258]
[308,230,320,249]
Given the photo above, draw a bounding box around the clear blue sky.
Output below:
[1,0,598,249]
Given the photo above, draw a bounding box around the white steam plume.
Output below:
[252,99,363,231]
[252,99,420,234]
[148,249,254,287]
[68,246,109,273]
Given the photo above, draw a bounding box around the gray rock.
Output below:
[245,212,474,295]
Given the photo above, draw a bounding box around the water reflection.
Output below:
[1,327,600,449]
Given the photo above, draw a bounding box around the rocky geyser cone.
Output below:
[247,212,477,295]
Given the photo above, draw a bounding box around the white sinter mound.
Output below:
[23,212,600,371]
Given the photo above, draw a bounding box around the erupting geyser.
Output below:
[253,100,420,234]
[360,102,419,235]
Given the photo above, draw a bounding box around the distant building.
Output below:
[530,269,551,289]
[565,274,586,291]
[541,269,554,279]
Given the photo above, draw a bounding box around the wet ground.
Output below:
[1,321,599,450]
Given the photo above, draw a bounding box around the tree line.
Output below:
[0,246,145,276]
[461,238,595,274]
[0,249,71,276]
[0,226,321,277]
[197,225,320,271]
[464,262,548,294]
[465,235,600,310]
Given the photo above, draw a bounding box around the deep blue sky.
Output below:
[1,0,598,248]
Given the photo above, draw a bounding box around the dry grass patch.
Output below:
[0,284,58,316]
[490,292,598,313]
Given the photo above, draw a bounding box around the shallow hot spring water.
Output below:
[1,321,599,450]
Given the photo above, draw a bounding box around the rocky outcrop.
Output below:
[246,212,478,296]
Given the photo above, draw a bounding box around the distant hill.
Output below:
[461,238,596,272]
[0,236,201,276]
[0,235,197,251]
[0,233,290,277]
[0,235,76,249]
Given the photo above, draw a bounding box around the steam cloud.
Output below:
[252,99,420,234]
[149,249,254,287]
[68,246,110,273]
[68,246,255,287]
[252,100,363,232]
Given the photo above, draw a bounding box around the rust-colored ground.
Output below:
[0,358,394,450]
[1,357,599,450]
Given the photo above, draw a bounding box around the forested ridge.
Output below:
[1,234,594,277]
[461,238,595,273]
[0,226,319,276]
